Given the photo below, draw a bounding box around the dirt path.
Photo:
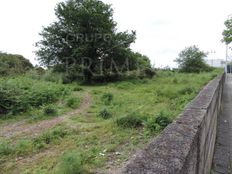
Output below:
[0,93,92,139]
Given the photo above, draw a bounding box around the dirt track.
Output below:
[0,94,91,138]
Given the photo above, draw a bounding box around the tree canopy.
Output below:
[0,52,33,76]
[36,0,153,82]
[175,46,212,73]
[222,17,232,45]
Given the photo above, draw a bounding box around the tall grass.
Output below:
[55,152,85,174]
[0,77,70,115]
[0,69,223,174]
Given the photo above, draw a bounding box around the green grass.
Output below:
[54,151,86,174]
[0,76,71,115]
[0,76,82,124]
[0,69,223,174]
[66,96,81,109]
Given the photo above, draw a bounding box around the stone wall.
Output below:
[122,74,225,174]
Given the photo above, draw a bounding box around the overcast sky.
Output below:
[0,0,231,67]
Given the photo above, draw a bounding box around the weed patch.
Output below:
[145,111,172,135]
[101,93,113,105]
[73,86,84,92]
[98,108,112,119]
[0,77,70,115]
[55,152,85,174]
[33,127,69,149]
[116,113,143,128]
[155,111,172,129]
[0,141,13,156]
[43,104,58,116]
[66,97,81,109]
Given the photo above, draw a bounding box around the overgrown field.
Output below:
[0,69,222,174]
[0,77,71,115]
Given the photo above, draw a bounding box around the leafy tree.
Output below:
[175,46,212,73]
[36,0,151,82]
[222,17,232,44]
[0,52,33,76]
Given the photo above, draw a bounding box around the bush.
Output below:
[98,108,112,119]
[178,87,195,95]
[0,52,33,76]
[55,152,85,174]
[145,111,172,135]
[154,111,172,129]
[43,105,58,116]
[143,68,156,78]
[66,97,80,109]
[116,113,143,128]
[175,46,212,73]
[145,119,161,134]
[0,77,70,115]
[73,86,83,91]
[101,93,113,105]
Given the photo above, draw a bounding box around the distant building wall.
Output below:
[205,59,226,68]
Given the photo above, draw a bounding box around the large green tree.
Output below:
[175,46,211,73]
[222,16,232,44]
[36,0,149,82]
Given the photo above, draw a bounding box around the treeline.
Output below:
[0,52,33,76]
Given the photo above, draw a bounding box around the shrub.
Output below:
[101,93,113,105]
[0,77,70,115]
[66,97,80,109]
[143,68,156,78]
[145,111,172,135]
[178,87,195,95]
[175,46,212,73]
[55,152,85,174]
[116,113,143,128]
[145,119,161,134]
[0,52,33,76]
[155,111,172,129]
[73,86,83,91]
[43,105,58,116]
[98,108,112,119]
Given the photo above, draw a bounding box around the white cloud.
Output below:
[0,0,231,67]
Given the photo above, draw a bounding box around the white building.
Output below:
[205,59,226,68]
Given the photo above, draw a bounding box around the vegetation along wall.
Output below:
[121,73,225,174]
